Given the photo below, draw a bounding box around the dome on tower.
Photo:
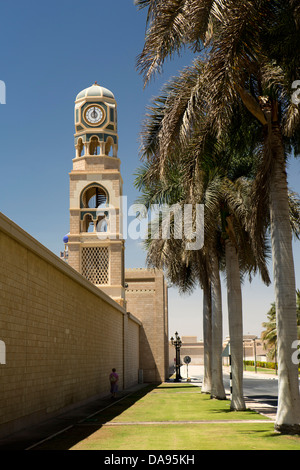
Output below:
[76,82,115,101]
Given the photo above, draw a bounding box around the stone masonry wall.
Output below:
[0,212,140,439]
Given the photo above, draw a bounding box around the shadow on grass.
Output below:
[238,429,274,435]
[32,385,157,451]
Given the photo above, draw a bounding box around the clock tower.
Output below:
[68,82,125,307]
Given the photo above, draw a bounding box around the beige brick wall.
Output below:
[125,269,169,383]
[0,212,140,439]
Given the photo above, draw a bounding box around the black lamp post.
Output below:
[171,332,182,381]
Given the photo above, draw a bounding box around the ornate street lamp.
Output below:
[171,332,182,382]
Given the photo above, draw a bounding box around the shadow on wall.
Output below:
[139,326,169,383]
[139,326,159,383]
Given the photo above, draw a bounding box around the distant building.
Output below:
[169,334,270,371]
[223,335,268,364]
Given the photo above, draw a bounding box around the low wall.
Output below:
[0,212,140,439]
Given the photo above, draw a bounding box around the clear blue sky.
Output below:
[0,0,299,341]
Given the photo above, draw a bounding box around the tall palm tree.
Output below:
[214,176,270,410]
[210,243,225,399]
[136,59,272,404]
[136,0,300,433]
[134,160,217,396]
[262,190,300,359]
[135,117,271,408]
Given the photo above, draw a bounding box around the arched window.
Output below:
[81,184,108,209]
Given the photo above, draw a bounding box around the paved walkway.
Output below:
[91,419,272,426]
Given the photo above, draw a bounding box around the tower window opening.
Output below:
[82,186,107,209]
[89,136,100,155]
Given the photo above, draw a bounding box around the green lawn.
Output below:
[244,365,277,374]
[70,423,300,451]
[33,383,300,451]
[103,384,264,423]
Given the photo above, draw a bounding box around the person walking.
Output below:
[109,368,119,399]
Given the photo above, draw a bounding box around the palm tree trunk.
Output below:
[269,126,300,434]
[202,282,212,394]
[211,253,226,399]
[225,238,246,411]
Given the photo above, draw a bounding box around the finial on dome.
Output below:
[94,81,100,86]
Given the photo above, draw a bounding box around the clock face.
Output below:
[84,105,104,125]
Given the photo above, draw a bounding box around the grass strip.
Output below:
[32,383,300,451]
[70,422,300,450]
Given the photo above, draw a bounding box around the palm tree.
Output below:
[215,176,270,410]
[135,117,271,408]
[136,0,300,433]
[136,58,272,405]
[210,245,225,399]
[134,160,217,396]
